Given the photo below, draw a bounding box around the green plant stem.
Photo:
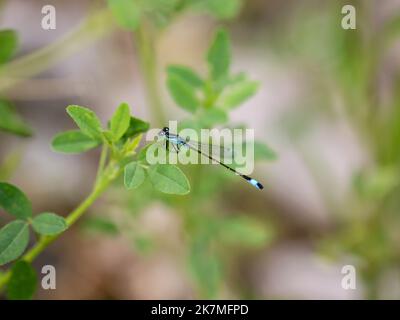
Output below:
[65,176,110,227]
[0,8,115,92]
[0,162,118,292]
[95,144,108,184]
[135,23,166,127]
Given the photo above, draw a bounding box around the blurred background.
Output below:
[1,0,400,299]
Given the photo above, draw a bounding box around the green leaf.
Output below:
[254,141,277,161]
[66,105,103,140]
[167,65,203,88]
[139,0,182,27]
[0,220,30,265]
[354,167,398,200]
[0,182,32,219]
[102,130,114,145]
[217,80,259,110]
[6,261,37,300]
[107,0,142,30]
[124,161,146,189]
[219,216,273,248]
[148,164,190,195]
[122,117,150,140]
[207,29,231,80]
[197,108,228,127]
[122,133,143,154]
[81,216,119,236]
[110,102,131,141]
[51,130,101,154]
[192,0,242,19]
[167,74,200,113]
[0,29,18,64]
[32,213,67,236]
[0,100,32,137]
[137,143,154,162]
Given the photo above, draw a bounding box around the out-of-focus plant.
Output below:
[0,103,151,298]
[159,28,275,298]
[84,27,276,299]
[107,0,244,126]
[0,0,276,300]
[167,28,260,128]
[330,5,400,298]
[94,0,276,299]
[263,0,400,299]
[0,29,32,183]
[0,29,32,137]
[0,183,67,299]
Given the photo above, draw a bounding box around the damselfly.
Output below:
[158,127,264,190]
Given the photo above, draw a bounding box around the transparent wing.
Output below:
[184,139,235,161]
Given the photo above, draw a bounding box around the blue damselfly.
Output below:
[158,127,264,190]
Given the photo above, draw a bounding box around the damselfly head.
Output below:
[159,127,169,136]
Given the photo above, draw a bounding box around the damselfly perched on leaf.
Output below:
[158,127,264,190]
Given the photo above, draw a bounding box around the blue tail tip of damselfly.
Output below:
[249,178,264,190]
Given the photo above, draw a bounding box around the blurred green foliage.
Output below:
[262,0,400,298]
[0,30,32,137]
[84,27,276,298]
[0,104,151,298]
[0,0,275,300]
[107,0,243,30]
[0,29,17,64]
[0,183,67,270]
[6,261,37,300]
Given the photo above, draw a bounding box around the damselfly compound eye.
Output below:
[158,128,167,136]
